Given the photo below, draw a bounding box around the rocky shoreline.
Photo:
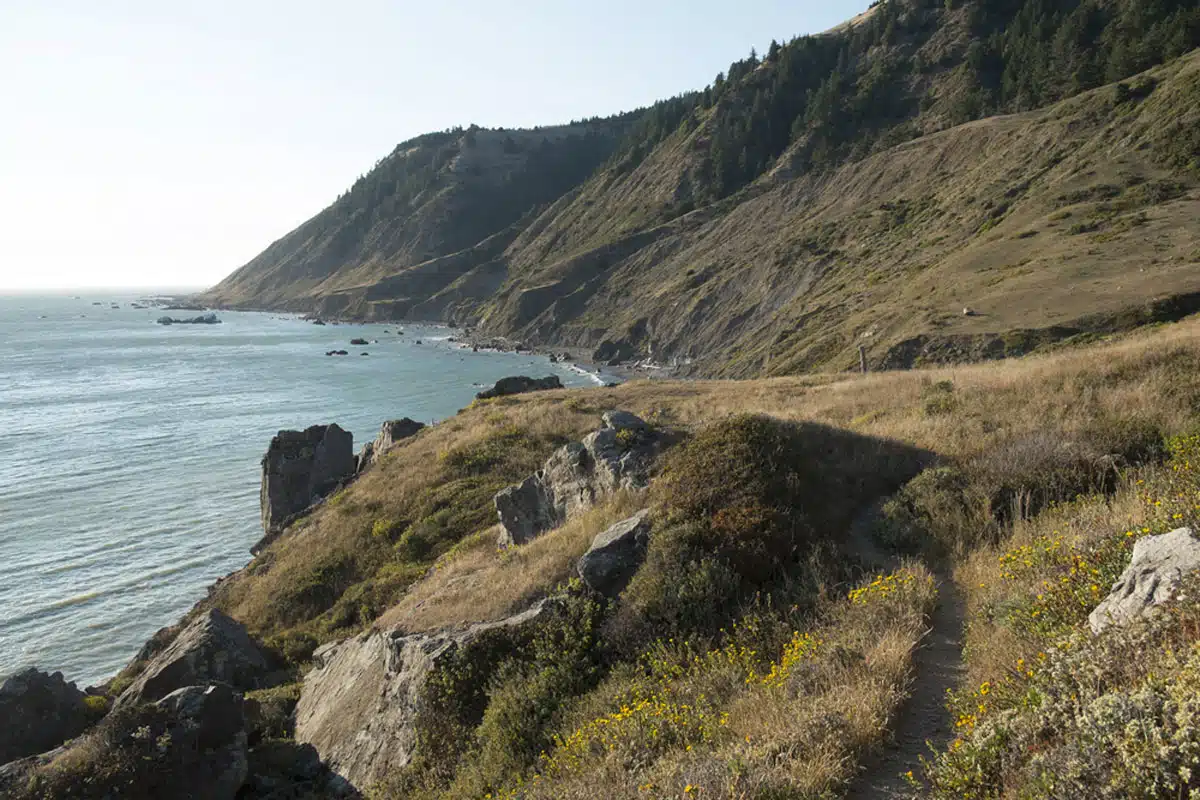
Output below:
[0,373,591,799]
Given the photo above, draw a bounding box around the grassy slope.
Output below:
[192,312,1200,797]
[482,50,1200,376]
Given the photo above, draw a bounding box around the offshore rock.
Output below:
[0,668,89,765]
[116,609,270,708]
[1089,527,1200,634]
[475,375,562,400]
[295,601,551,789]
[577,510,652,596]
[260,424,355,538]
[495,411,657,547]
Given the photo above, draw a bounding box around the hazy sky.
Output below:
[0,0,868,291]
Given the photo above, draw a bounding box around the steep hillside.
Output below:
[203,0,1200,376]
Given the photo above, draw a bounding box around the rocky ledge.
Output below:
[157,313,221,325]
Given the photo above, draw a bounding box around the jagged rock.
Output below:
[494,411,657,547]
[116,609,270,707]
[156,684,249,799]
[577,510,652,596]
[1089,527,1200,634]
[260,424,355,537]
[357,418,426,472]
[157,313,221,325]
[495,475,558,547]
[295,601,551,789]
[350,338,369,345]
[475,374,563,400]
[355,441,375,473]
[0,667,89,765]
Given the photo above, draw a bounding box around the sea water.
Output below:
[0,293,603,685]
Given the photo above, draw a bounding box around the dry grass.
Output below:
[214,313,1200,657]
[378,491,646,632]
[512,564,937,799]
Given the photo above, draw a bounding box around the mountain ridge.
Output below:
[202,0,1200,376]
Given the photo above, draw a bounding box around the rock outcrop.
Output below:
[157,313,221,325]
[295,601,551,789]
[0,668,89,765]
[116,609,270,707]
[357,417,426,472]
[475,375,563,400]
[156,684,249,799]
[577,510,652,596]
[259,424,355,539]
[1089,527,1200,634]
[495,411,658,547]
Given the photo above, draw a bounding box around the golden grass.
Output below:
[512,564,937,799]
[378,490,646,633]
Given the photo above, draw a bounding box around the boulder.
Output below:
[475,375,563,400]
[494,411,658,547]
[0,667,89,764]
[356,418,426,472]
[1089,527,1200,634]
[116,609,270,707]
[156,684,249,799]
[350,338,369,346]
[495,475,558,547]
[295,601,551,789]
[260,424,355,537]
[577,510,652,596]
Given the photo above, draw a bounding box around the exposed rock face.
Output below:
[358,417,426,472]
[495,411,658,547]
[475,374,563,400]
[0,668,89,765]
[295,601,551,789]
[117,609,270,708]
[156,684,249,799]
[578,510,652,596]
[1089,527,1200,634]
[260,424,355,537]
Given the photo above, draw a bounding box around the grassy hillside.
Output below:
[163,313,1200,797]
[202,0,1200,379]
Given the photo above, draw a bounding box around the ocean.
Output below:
[0,293,602,686]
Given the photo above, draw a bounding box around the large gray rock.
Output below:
[259,423,355,540]
[295,601,550,789]
[0,667,89,765]
[116,609,270,708]
[475,375,562,400]
[1089,527,1200,634]
[156,684,249,799]
[494,475,558,547]
[578,510,652,596]
[494,411,657,547]
[357,417,426,472]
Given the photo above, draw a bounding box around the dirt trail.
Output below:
[848,574,967,799]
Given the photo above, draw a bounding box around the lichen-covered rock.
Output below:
[260,424,355,539]
[475,375,562,400]
[494,411,658,547]
[578,510,652,596]
[295,601,550,789]
[1089,527,1200,634]
[494,475,558,547]
[116,609,270,708]
[0,667,89,765]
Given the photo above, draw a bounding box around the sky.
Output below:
[0,0,869,292]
